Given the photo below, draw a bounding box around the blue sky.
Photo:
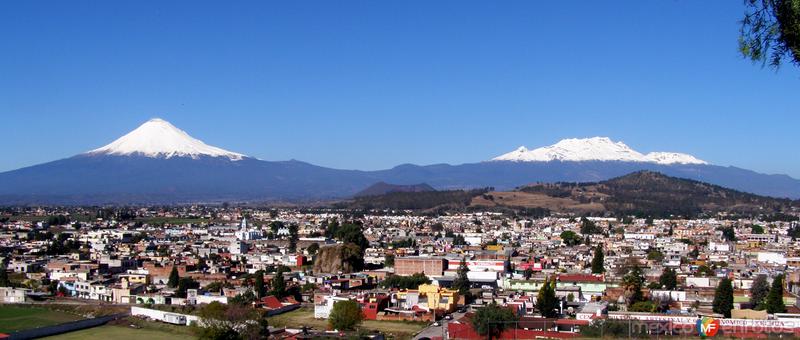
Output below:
[1,1,798,177]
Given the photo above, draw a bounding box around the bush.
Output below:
[329,300,364,331]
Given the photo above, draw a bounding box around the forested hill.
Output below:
[332,171,798,218]
[517,171,798,218]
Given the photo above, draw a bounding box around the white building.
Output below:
[235,218,261,241]
[314,295,352,319]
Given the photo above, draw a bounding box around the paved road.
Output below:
[414,312,466,340]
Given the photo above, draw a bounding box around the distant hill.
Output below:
[473,171,798,218]
[354,182,435,197]
[338,188,490,211]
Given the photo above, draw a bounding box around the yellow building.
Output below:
[395,284,459,313]
[119,273,149,285]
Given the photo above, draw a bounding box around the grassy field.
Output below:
[268,307,427,340]
[42,316,197,340]
[0,305,84,333]
[41,325,196,340]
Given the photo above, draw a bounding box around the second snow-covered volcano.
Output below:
[491,137,707,165]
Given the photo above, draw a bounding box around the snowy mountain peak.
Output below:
[492,137,706,164]
[644,152,708,165]
[87,118,247,160]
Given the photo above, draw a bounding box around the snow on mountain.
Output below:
[492,137,706,164]
[644,152,707,165]
[87,118,247,160]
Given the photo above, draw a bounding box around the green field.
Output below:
[268,307,427,340]
[42,316,197,340]
[0,305,83,333]
[42,325,196,340]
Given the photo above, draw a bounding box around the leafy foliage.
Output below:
[659,267,678,290]
[713,278,734,318]
[718,226,737,242]
[471,302,519,337]
[270,271,287,298]
[168,266,180,288]
[176,277,199,298]
[254,271,266,298]
[764,274,787,313]
[622,265,645,305]
[380,273,431,289]
[452,258,471,296]
[537,278,559,318]
[590,247,605,274]
[740,0,800,69]
[750,274,770,309]
[196,301,266,340]
[629,301,657,313]
[560,231,581,246]
[580,217,601,234]
[328,299,364,331]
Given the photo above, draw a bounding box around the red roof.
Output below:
[262,296,283,309]
[556,274,603,283]
[556,319,590,326]
[448,322,580,339]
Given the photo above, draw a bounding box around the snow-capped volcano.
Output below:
[492,137,707,165]
[643,152,707,165]
[88,118,247,160]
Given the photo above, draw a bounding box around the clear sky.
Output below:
[1,1,798,177]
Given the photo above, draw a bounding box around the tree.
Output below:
[229,289,257,305]
[196,301,263,340]
[560,231,581,246]
[740,0,800,69]
[384,254,395,267]
[659,267,678,290]
[647,249,664,262]
[537,278,559,318]
[335,223,369,252]
[271,270,287,298]
[471,302,518,339]
[167,266,180,288]
[751,224,765,234]
[629,301,657,313]
[750,274,770,309]
[379,273,431,289]
[306,243,320,256]
[719,226,737,242]
[0,265,10,287]
[269,221,285,234]
[591,247,605,274]
[452,257,471,296]
[764,274,787,313]
[176,277,199,298]
[580,217,600,234]
[622,265,645,305]
[713,278,734,318]
[254,271,266,298]
[328,299,364,331]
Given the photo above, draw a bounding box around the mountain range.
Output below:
[1,118,799,205]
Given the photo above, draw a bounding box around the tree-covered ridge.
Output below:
[519,171,797,218]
